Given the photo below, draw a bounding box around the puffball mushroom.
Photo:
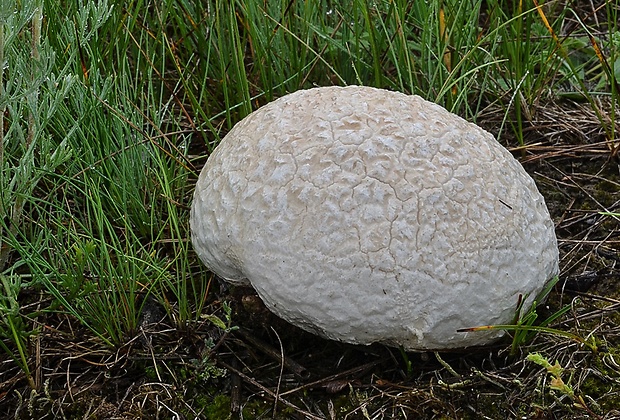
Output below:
[190,86,559,350]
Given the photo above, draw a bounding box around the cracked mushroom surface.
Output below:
[190,85,559,350]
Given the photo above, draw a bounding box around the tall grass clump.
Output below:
[230,0,494,117]
[38,0,207,333]
[483,1,563,143]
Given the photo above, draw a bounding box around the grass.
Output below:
[0,0,619,418]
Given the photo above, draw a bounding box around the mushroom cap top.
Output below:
[190,85,559,350]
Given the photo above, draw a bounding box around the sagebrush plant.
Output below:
[0,0,67,388]
[0,0,617,397]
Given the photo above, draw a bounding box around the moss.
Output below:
[192,392,285,419]
[202,394,233,419]
[459,394,507,419]
[576,348,620,414]
[593,178,620,203]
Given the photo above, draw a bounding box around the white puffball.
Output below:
[190,86,559,350]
